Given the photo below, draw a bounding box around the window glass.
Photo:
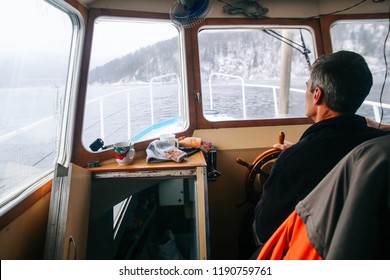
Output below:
[83,18,186,150]
[0,0,74,209]
[198,27,316,121]
[331,19,390,122]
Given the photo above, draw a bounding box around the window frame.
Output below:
[318,13,390,54]
[326,15,390,123]
[73,9,193,167]
[0,0,85,222]
[187,17,323,129]
[82,15,188,152]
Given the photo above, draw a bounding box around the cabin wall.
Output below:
[0,193,51,259]
[193,124,308,259]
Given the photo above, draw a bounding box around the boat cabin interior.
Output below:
[0,0,389,260]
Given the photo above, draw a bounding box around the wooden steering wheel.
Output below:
[235,132,285,207]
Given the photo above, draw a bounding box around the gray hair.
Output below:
[309,50,373,114]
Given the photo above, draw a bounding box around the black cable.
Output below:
[378,2,390,126]
[261,29,312,68]
[216,0,388,98]
[306,0,368,19]
[267,29,304,49]
[262,30,305,53]
[216,0,371,68]
[300,29,311,67]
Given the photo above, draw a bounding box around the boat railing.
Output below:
[209,72,306,117]
[209,73,249,119]
[208,72,389,120]
[363,100,390,121]
[85,86,146,141]
[1,81,389,145]
[83,73,180,142]
[149,73,181,126]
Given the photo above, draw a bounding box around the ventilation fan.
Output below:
[170,0,212,28]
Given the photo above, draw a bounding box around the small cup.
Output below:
[113,142,135,166]
[160,133,179,147]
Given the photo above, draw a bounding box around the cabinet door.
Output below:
[44,163,91,259]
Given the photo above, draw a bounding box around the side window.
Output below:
[331,19,390,123]
[197,27,316,121]
[82,18,186,150]
[0,0,77,210]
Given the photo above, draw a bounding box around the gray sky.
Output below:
[91,17,178,68]
[1,0,178,69]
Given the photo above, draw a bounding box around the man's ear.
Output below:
[312,86,324,105]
